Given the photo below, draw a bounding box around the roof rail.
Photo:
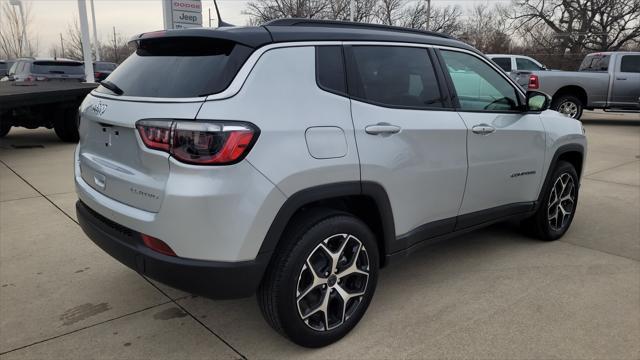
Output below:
[264,18,452,39]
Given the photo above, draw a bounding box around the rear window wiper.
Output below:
[100,80,123,95]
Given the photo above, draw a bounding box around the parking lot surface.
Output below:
[1,111,639,359]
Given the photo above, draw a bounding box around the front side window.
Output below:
[620,55,640,73]
[440,50,520,111]
[347,46,444,108]
[492,57,512,72]
[516,57,543,71]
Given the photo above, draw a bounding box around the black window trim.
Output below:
[434,47,527,114]
[342,44,455,112]
[315,45,349,97]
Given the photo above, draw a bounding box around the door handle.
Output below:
[616,77,627,80]
[365,123,401,136]
[471,124,496,135]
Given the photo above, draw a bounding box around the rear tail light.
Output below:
[528,74,539,89]
[136,120,171,151]
[135,120,258,165]
[94,72,102,78]
[141,234,176,256]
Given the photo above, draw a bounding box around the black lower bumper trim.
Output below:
[76,200,270,299]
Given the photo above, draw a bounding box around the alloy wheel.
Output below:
[547,173,576,231]
[296,233,370,331]
[558,101,579,118]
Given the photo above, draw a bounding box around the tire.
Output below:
[257,209,379,348]
[54,108,80,142]
[523,161,579,240]
[551,94,583,120]
[0,123,10,138]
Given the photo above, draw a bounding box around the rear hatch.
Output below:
[31,60,85,81]
[78,35,258,212]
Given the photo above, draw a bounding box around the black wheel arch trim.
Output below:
[535,143,585,210]
[257,181,396,262]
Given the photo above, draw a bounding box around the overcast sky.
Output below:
[22,0,500,57]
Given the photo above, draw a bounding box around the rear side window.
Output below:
[579,54,610,72]
[96,37,253,98]
[347,46,444,109]
[620,55,640,73]
[316,46,347,95]
[32,61,84,75]
[492,57,512,72]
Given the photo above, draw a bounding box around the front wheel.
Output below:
[258,211,379,347]
[523,161,579,240]
[551,95,583,119]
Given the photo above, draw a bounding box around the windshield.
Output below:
[32,61,84,75]
[95,37,253,98]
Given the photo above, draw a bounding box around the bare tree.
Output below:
[400,4,463,35]
[459,4,511,52]
[325,0,378,22]
[244,0,330,23]
[0,2,38,58]
[510,0,640,53]
[375,0,403,25]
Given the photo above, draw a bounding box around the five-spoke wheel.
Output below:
[258,211,379,348]
[523,160,579,240]
[296,233,370,331]
[547,173,576,231]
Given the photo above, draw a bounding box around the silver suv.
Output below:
[75,19,586,347]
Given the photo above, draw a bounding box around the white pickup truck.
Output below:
[487,52,640,119]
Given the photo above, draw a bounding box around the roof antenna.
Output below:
[213,0,234,27]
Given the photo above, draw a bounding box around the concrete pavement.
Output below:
[0,117,638,359]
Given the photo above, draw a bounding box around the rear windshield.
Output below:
[32,61,84,75]
[94,62,117,71]
[579,54,610,72]
[95,37,253,98]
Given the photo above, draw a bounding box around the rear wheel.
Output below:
[551,95,583,119]
[523,161,579,240]
[258,210,379,347]
[54,108,80,142]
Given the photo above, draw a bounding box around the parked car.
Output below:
[0,59,16,76]
[75,19,587,348]
[493,52,640,119]
[1,58,85,82]
[487,54,549,75]
[93,61,117,82]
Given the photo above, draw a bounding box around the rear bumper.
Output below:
[76,200,270,299]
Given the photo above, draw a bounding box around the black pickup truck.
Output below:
[0,82,97,142]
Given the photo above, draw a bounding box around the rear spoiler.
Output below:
[129,27,272,49]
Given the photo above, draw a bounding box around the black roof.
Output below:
[132,19,478,54]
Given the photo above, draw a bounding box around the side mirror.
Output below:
[526,91,551,112]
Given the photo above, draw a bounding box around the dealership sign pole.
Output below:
[77,0,95,83]
[161,0,203,29]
